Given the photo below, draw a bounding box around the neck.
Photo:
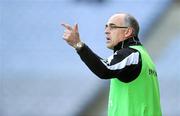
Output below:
[113,36,141,52]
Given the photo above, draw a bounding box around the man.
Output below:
[61,13,162,116]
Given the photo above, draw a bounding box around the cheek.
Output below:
[116,32,124,42]
[112,33,121,43]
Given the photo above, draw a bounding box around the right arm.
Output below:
[77,44,142,83]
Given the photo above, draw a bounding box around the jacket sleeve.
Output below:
[77,44,142,83]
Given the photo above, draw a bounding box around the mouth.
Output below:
[106,37,111,43]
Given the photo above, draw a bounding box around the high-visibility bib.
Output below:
[108,45,162,116]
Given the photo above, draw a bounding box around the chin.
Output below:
[106,45,114,50]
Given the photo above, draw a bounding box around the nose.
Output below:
[105,28,110,35]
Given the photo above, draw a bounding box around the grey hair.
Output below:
[124,14,139,36]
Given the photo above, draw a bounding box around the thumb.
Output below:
[74,23,78,32]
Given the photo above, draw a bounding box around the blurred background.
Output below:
[0,0,179,116]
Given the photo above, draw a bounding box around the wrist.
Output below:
[74,42,84,50]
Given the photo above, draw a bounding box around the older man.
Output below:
[61,13,162,116]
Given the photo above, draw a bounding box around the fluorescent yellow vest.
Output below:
[108,45,162,116]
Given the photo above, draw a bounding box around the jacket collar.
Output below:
[114,36,141,52]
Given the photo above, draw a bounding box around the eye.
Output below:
[105,25,108,29]
[110,25,116,29]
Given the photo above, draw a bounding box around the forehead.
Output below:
[107,14,125,25]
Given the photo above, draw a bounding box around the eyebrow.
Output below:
[105,23,116,27]
[109,23,116,26]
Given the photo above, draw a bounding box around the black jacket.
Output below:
[77,37,142,83]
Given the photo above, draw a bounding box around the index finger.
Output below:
[61,23,73,30]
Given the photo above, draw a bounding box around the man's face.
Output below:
[105,14,128,49]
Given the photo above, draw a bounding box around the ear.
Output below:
[124,27,133,38]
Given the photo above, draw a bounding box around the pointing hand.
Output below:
[61,23,81,48]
